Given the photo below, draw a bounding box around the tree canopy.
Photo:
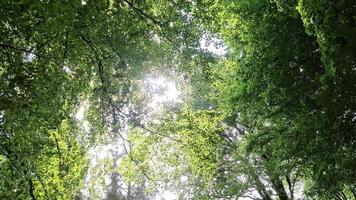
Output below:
[0,0,355,200]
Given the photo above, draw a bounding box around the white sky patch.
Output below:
[180,10,193,23]
[199,34,227,56]
[293,181,305,199]
[23,52,36,62]
[76,100,90,133]
[155,190,178,200]
[263,120,271,127]
[142,75,181,111]
[63,65,71,73]
[76,103,86,121]
[149,31,162,44]
[180,175,188,183]
[0,110,4,126]
[238,189,261,200]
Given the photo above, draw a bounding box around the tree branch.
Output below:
[122,0,163,27]
[28,178,37,200]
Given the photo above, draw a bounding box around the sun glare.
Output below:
[142,74,182,110]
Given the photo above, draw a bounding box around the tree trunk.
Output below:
[285,174,294,200]
[261,155,289,200]
[269,175,289,200]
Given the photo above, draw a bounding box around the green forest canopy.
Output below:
[0,0,355,199]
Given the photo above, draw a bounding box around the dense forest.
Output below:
[0,0,355,199]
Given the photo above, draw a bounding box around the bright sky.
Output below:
[200,34,228,56]
[155,190,178,200]
[75,100,90,133]
[142,74,182,111]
